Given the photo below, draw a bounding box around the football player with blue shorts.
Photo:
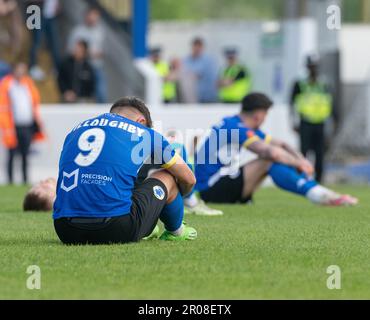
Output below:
[195,93,358,207]
[53,97,197,244]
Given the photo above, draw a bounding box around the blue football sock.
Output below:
[160,192,184,232]
[268,163,318,196]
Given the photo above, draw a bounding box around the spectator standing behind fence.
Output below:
[176,58,197,104]
[290,55,334,183]
[218,48,252,103]
[0,62,46,184]
[183,37,218,103]
[67,7,107,103]
[58,40,95,103]
[26,0,61,80]
[149,47,177,103]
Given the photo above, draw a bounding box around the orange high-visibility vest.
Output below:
[0,75,46,149]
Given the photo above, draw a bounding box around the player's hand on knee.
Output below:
[298,159,314,176]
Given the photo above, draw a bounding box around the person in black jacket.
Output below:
[58,40,95,103]
[290,55,335,183]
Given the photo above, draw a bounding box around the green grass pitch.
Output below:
[0,185,370,299]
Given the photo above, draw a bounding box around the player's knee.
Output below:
[268,147,284,163]
[148,169,178,200]
[149,169,174,183]
[243,159,272,177]
[260,159,273,171]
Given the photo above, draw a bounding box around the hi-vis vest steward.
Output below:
[219,64,252,102]
[0,75,46,148]
[294,80,332,124]
[154,61,176,101]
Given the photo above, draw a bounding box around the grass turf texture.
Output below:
[0,185,370,299]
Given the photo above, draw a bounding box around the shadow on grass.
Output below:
[0,238,61,246]
[0,237,145,249]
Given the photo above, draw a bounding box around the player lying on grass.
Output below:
[52,97,197,244]
[194,92,358,206]
[23,178,56,212]
[23,172,222,216]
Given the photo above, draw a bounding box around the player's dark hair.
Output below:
[192,37,204,46]
[241,92,273,114]
[23,191,52,212]
[110,97,153,128]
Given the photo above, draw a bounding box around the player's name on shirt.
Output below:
[72,118,146,137]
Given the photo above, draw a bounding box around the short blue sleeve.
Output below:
[239,128,272,148]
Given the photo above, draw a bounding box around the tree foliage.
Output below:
[151,0,284,21]
[151,0,366,22]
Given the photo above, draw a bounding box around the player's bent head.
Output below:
[241,92,273,114]
[110,97,153,128]
[241,93,273,128]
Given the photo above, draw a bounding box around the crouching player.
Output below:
[195,93,358,206]
[53,97,197,244]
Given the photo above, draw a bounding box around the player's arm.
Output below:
[269,138,305,161]
[247,140,313,176]
[153,131,196,196]
[163,154,196,197]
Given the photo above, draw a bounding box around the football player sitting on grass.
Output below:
[194,92,358,207]
[24,98,198,244]
[53,97,197,244]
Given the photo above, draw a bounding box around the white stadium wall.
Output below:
[340,24,370,84]
[0,104,297,185]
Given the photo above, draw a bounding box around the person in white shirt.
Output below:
[0,62,44,184]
